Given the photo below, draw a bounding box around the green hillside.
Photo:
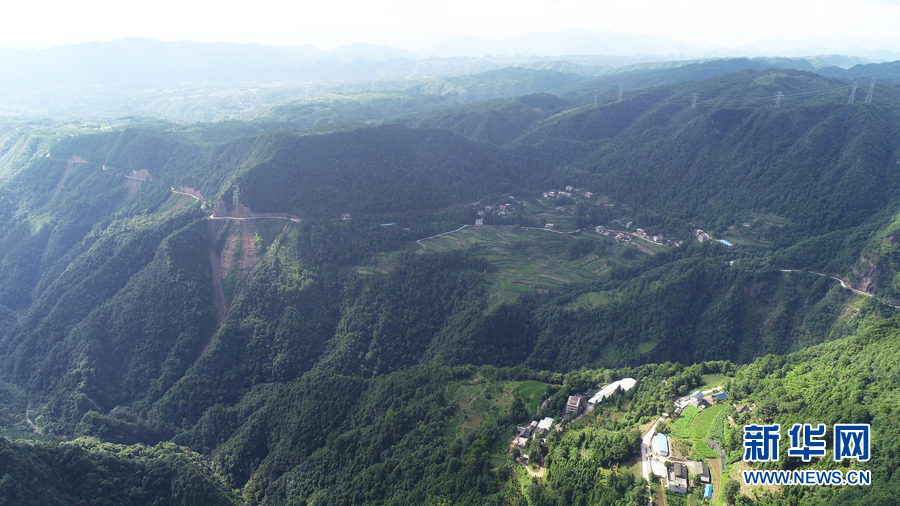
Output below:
[1,64,900,504]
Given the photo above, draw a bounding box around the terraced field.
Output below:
[419,225,614,306]
[520,198,579,231]
[511,380,548,417]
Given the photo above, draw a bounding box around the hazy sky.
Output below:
[3,0,900,50]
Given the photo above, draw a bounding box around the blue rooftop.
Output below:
[719,239,734,247]
[655,433,669,454]
[704,484,713,498]
[712,392,728,401]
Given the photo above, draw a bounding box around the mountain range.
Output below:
[1,49,900,504]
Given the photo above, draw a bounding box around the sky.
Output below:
[3,0,900,51]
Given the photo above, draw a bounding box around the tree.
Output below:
[510,397,528,422]
[723,479,741,505]
[525,478,545,506]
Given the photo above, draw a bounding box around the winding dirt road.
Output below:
[779,269,900,308]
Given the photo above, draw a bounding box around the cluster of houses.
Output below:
[510,378,638,453]
[596,224,691,248]
[594,225,632,243]
[475,203,516,225]
[510,417,556,449]
[693,229,735,247]
[633,228,663,244]
[673,389,729,415]
[650,433,714,497]
[542,185,593,200]
[564,378,638,418]
[647,387,732,497]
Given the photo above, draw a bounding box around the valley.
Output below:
[0,55,899,505]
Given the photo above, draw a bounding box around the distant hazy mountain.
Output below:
[420,28,705,58]
[327,43,418,62]
[736,34,900,60]
[817,59,900,84]
[0,36,895,120]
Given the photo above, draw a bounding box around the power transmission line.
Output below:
[865,78,875,103]
[848,82,858,104]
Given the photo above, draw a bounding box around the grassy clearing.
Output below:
[570,291,610,310]
[699,374,729,391]
[749,212,789,226]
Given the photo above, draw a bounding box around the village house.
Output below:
[565,394,586,417]
[341,213,351,220]
[510,422,537,448]
[475,219,483,226]
[536,417,554,438]
[688,461,711,484]
[670,462,689,490]
[689,391,709,408]
[583,191,593,198]
[545,223,554,229]
[565,185,573,191]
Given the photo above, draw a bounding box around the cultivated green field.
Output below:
[511,380,548,417]
[670,405,700,439]
[520,198,580,231]
[691,403,728,439]
[419,225,619,306]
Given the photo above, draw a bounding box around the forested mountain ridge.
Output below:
[1,65,900,504]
